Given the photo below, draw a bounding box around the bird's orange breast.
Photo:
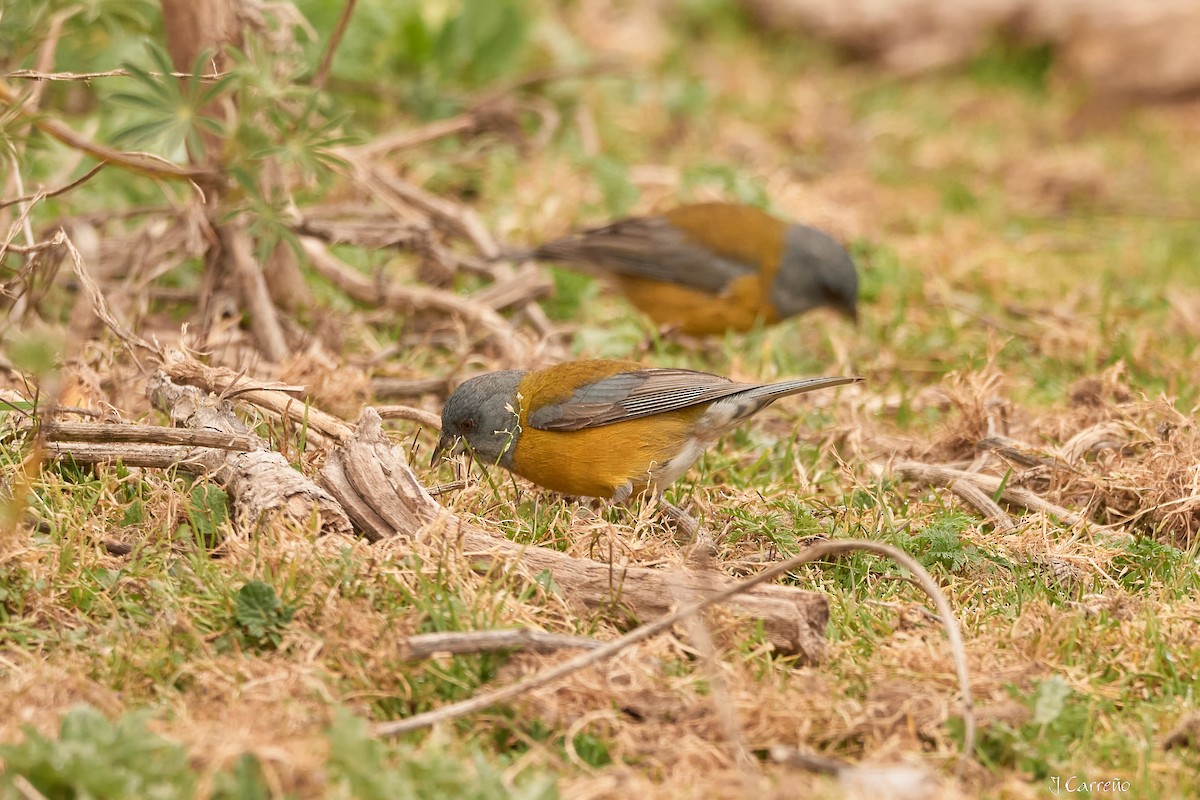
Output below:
[509,362,708,498]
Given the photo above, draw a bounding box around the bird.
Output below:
[507,202,859,336]
[431,358,861,502]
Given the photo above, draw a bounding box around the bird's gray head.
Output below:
[432,370,525,468]
[771,224,859,322]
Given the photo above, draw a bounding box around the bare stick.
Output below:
[0,80,211,182]
[312,0,357,90]
[371,539,976,778]
[45,441,227,469]
[299,235,527,363]
[371,376,450,399]
[892,460,1086,527]
[164,358,356,445]
[0,162,106,210]
[226,224,290,363]
[349,115,478,159]
[375,405,441,429]
[60,230,163,361]
[397,629,601,661]
[41,421,259,451]
[8,69,228,82]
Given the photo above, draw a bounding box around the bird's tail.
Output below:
[746,375,862,402]
[494,246,538,263]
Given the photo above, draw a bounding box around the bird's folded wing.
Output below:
[528,369,756,431]
[533,217,751,294]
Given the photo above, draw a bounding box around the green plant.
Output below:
[0,706,195,800]
[230,580,295,650]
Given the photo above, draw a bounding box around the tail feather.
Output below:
[746,375,862,401]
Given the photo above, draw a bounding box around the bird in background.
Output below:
[432,358,860,508]
[505,202,859,336]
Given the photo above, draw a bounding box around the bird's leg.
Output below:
[656,496,718,559]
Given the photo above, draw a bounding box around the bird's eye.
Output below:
[460,418,474,432]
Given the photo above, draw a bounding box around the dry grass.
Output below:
[3,0,1200,797]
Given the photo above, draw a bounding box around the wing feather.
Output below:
[528,368,756,432]
[532,217,751,294]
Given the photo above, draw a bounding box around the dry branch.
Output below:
[0,80,211,182]
[892,460,1086,527]
[397,629,601,661]
[372,376,451,399]
[45,442,227,470]
[145,372,353,537]
[374,405,441,429]
[42,421,259,451]
[225,223,290,363]
[163,357,355,445]
[299,235,529,364]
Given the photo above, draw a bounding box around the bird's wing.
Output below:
[527,368,756,432]
[532,216,752,294]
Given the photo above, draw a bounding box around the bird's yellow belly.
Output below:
[512,412,703,498]
[613,275,778,336]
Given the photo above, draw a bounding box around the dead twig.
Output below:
[312,0,357,90]
[299,235,528,365]
[371,376,451,398]
[6,68,229,82]
[40,421,259,451]
[892,460,1086,527]
[224,223,290,362]
[0,80,212,183]
[44,441,228,470]
[0,163,106,210]
[397,629,600,661]
[164,357,356,446]
[375,405,441,429]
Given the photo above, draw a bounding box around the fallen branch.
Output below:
[299,235,529,365]
[397,629,601,661]
[892,459,1086,527]
[371,376,451,399]
[374,405,441,429]
[45,441,229,469]
[41,421,259,451]
[145,372,353,537]
[225,222,290,363]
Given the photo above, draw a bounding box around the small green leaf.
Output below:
[1032,676,1071,726]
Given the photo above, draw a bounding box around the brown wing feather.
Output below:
[528,368,758,432]
[532,216,752,294]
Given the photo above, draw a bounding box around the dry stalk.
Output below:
[298,235,529,365]
[892,459,1086,527]
[0,80,211,182]
[225,222,289,363]
[40,421,259,451]
[374,405,441,429]
[397,629,601,661]
[312,0,357,90]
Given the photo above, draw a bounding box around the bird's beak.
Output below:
[431,431,458,467]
